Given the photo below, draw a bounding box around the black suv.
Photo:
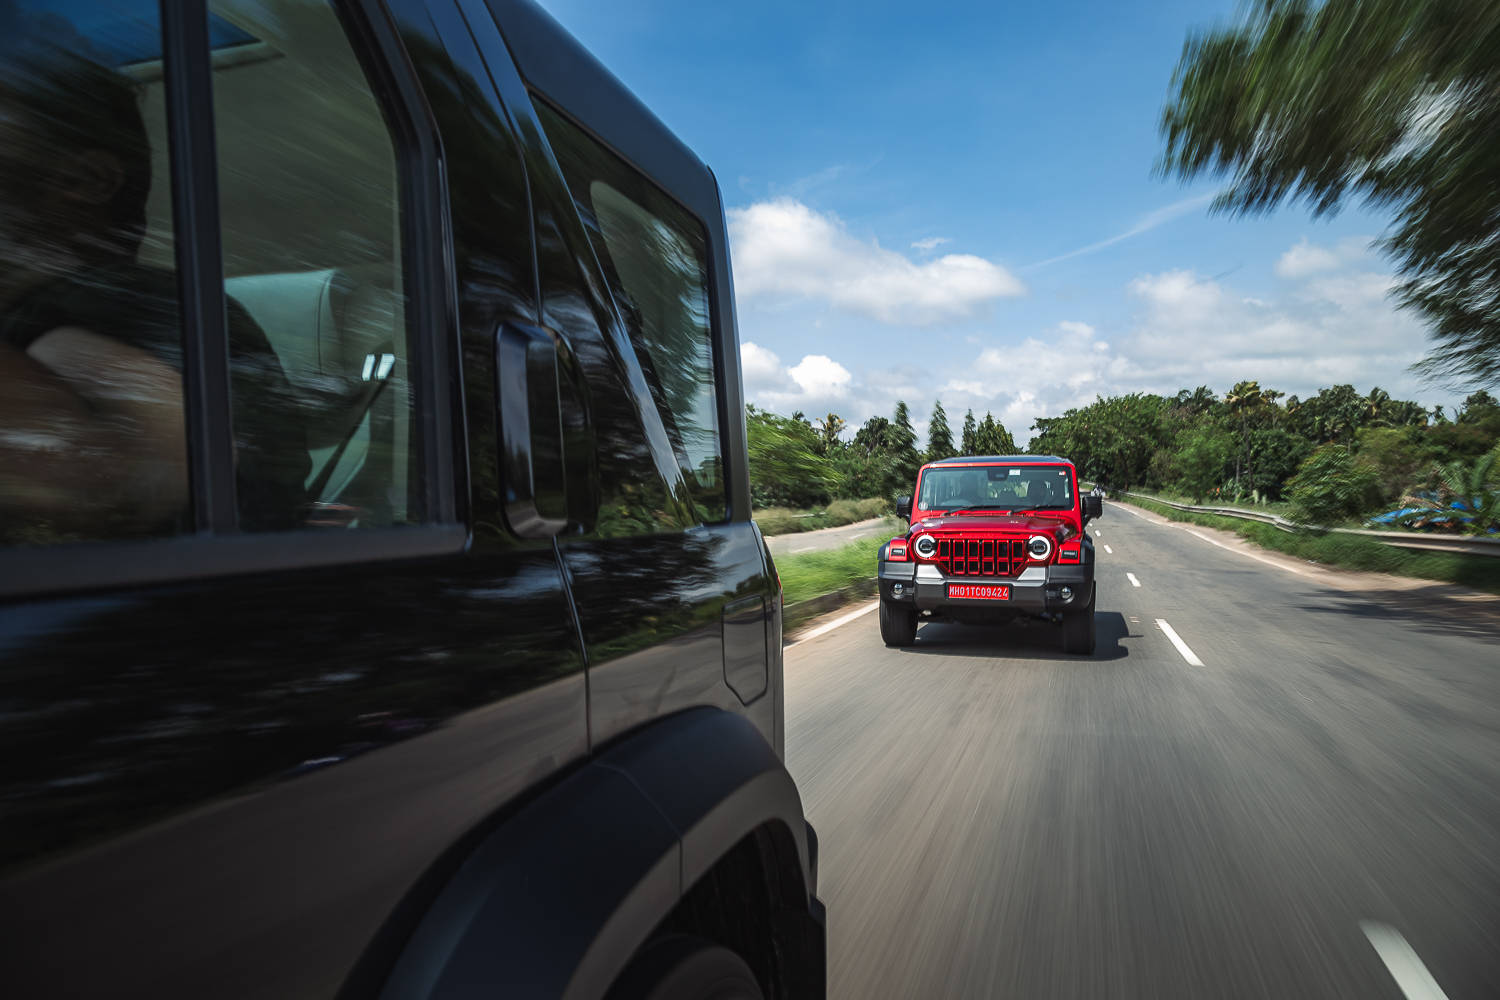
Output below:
[0,2,824,997]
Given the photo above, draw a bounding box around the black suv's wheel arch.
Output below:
[370,708,824,1000]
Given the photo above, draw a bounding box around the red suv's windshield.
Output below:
[916,465,1074,513]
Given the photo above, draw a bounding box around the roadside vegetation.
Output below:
[1034,385,1500,534]
[753,499,889,537]
[774,536,885,607]
[1122,495,1500,595]
[747,399,1020,511]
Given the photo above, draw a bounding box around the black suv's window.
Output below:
[0,1,190,546]
[0,0,427,546]
[205,0,418,530]
[918,465,1075,512]
[534,102,727,524]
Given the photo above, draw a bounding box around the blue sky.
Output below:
[537,0,1461,442]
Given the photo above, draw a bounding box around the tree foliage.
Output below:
[1160,0,1500,384]
[926,400,955,461]
[745,405,835,508]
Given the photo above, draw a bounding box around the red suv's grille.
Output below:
[936,537,1027,577]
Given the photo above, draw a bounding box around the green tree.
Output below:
[926,400,955,461]
[1160,0,1500,384]
[1355,425,1429,503]
[745,405,835,508]
[973,412,1017,455]
[1173,424,1236,501]
[1225,379,1267,486]
[1285,444,1383,525]
[814,413,847,455]
[890,402,923,493]
[960,409,978,455]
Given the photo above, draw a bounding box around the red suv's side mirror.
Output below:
[1082,495,1103,522]
[896,495,912,521]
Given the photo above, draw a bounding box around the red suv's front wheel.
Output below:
[879,599,918,647]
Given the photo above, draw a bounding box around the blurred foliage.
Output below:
[1398,450,1500,535]
[776,536,886,606]
[754,498,889,537]
[746,405,835,508]
[926,400,956,461]
[1161,0,1500,384]
[1286,444,1384,524]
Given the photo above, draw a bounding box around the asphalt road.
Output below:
[784,501,1500,999]
[765,517,890,557]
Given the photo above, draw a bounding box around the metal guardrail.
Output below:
[1105,489,1500,558]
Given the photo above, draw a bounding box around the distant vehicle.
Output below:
[0,1,824,997]
[877,456,1103,653]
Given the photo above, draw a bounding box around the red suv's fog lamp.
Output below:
[887,540,909,561]
[1059,543,1081,563]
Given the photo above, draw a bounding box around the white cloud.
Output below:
[1275,238,1341,278]
[787,354,853,398]
[911,236,951,252]
[739,238,1460,449]
[728,198,1024,324]
[1274,236,1377,279]
[740,342,853,416]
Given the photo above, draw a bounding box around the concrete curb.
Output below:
[784,579,878,634]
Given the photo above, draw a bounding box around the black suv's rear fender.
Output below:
[375,708,823,999]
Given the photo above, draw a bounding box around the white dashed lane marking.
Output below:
[1126,572,1141,588]
[1361,922,1450,1000]
[1155,619,1203,666]
[1104,545,1113,554]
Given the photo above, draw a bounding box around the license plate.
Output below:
[947,583,1010,600]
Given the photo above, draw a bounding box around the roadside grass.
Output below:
[754,497,889,537]
[1124,495,1500,595]
[775,535,886,606]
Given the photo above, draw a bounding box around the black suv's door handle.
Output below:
[496,322,568,538]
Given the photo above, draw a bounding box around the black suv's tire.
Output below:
[879,599,918,647]
[606,934,764,1000]
[1061,588,1096,656]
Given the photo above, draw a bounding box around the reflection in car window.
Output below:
[534,101,728,524]
[918,466,1074,511]
[207,0,417,530]
[0,1,190,545]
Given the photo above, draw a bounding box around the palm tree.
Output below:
[1364,387,1392,426]
[1225,380,1265,488]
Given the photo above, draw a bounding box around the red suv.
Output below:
[877,455,1102,653]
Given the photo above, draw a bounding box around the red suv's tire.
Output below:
[879,599,918,647]
[1061,588,1096,655]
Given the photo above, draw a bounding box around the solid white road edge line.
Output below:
[1104,544,1113,554]
[1155,619,1203,666]
[1360,922,1450,1000]
[1126,572,1141,588]
[1111,501,1315,578]
[785,600,880,650]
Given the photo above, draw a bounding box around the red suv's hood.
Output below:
[910,512,1077,539]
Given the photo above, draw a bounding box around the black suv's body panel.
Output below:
[0,0,819,996]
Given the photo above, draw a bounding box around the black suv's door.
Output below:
[459,0,779,749]
[0,3,584,997]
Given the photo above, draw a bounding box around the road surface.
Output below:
[785,501,1500,999]
[765,517,890,557]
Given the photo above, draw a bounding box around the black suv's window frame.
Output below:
[0,0,464,601]
[529,94,732,527]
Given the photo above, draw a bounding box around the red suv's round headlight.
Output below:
[913,534,938,559]
[1027,535,1053,561]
